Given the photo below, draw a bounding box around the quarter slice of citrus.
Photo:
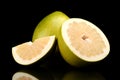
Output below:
[58,18,110,67]
[12,36,55,65]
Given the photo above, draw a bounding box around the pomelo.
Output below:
[32,11,69,41]
[58,18,110,67]
[12,36,56,65]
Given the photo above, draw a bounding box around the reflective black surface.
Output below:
[1,1,115,80]
[2,59,113,80]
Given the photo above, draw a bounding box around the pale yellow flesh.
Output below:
[67,21,106,57]
[12,36,56,65]
[15,37,49,60]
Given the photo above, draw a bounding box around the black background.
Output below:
[1,0,116,80]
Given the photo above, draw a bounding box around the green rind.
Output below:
[32,11,69,41]
[58,29,88,67]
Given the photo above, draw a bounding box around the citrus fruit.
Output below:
[12,36,56,65]
[12,72,38,80]
[32,11,69,41]
[58,18,110,67]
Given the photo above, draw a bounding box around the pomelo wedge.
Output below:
[12,36,56,65]
[58,18,110,67]
[32,11,69,41]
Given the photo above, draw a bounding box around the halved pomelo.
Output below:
[12,36,56,65]
[58,18,110,67]
[12,72,38,80]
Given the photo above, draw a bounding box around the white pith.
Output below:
[62,18,110,62]
[12,36,55,65]
[12,72,38,80]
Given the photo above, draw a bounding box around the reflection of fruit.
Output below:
[12,68,54,80]
[32,11,69,41]
[62,70,105,80]
[12,72,38,80]
[12,36,56,65]
[58,18,110,67]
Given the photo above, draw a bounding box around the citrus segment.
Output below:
[12,36,55,65]
[58,18,110,66]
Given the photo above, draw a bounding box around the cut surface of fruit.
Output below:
[12,72,38,80]
[58,18,110,66]
[12,36,55,65]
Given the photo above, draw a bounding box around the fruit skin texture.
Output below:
[32,11,69,41]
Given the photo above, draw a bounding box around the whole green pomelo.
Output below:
[32,11,69,41]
